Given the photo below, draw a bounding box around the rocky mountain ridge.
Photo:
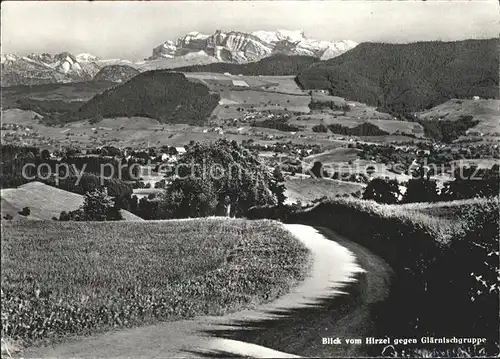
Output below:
[1,29,357,87]
[150,29,357,62]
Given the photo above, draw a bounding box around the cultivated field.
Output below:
[183,72,311,119]
[285,176,365,204]
[1,218,310,348]
[0,181,142,221]
[303,148,361,164]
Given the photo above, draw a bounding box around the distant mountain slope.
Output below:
[296,39,499,113]
[1,52,100,87]
[76,71,220,125]
[0,181,142,221]
[174,54,320,76]
[93,65,140,83]
[1,52,135,87]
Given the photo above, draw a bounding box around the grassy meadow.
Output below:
[0,182,142,221]
[1,218,310,347]
[285,177,365,204]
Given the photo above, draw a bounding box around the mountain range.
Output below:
[1,30,356,87]
[149,29,357,63]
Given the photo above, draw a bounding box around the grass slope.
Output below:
[304,148,361,163]
[285,177,365,204]
[76,71,220,125]
[1,218,310,348]
[417,98,500,135]
[0,181,142,221]
[296,39,499,112]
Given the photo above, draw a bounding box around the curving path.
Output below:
[22,224,392,358]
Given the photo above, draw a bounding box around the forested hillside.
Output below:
[296,39,499,112]
[76,71,219,125]
[175,54,320,76]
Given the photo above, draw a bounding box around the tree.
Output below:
[40,149,51,161]
[362,177,401,204]
[18,207,30,216]
[270,166,287,206]
[158,139,276,218]
[168,146,178,156]
[59,189,122,221]
[441,164,499,200]
[402,178,439,203]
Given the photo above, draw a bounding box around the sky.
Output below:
[1,0,499,61]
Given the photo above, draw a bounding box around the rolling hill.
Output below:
[296,39,499,113]
[0,181,142,221]
[75,71,220,125]
[174,54,321,76]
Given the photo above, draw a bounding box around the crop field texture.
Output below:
[285,177,366,204]
[1,218,310,347]
[0,182,142,221]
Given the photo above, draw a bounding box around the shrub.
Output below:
[402,178,439,203]
[362,178,400,204]
[18,207,30,217]
[312,124,328,133]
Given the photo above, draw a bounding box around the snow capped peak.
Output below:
[252,29,306,44]
[185,31,210,39]
[1,54,19,63]
[76,53,100,62]
[150,29,357,63]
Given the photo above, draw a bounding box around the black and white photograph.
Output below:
[1,0,499,357]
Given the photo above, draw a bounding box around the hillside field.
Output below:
[417,99,500,135]
[1,218,310,348]
[303,148,361,163]
[285,176,365,204]
[183,72,311,119]
[0,181,142,221]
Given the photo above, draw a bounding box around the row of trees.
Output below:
[362,164,499,204]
